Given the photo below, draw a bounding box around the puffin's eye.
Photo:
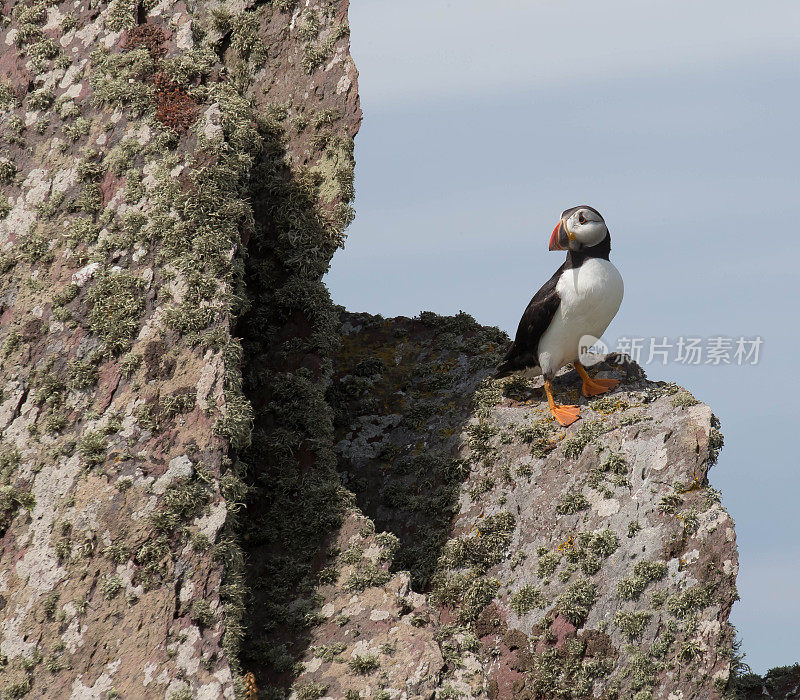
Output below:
[578,212,586,224]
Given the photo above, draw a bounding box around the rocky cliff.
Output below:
[0,1,790,699]
[0,0,359,696]
[277,311,738,700]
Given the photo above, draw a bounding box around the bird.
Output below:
[495,205,624,426]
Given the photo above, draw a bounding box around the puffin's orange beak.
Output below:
[549,219,568,251]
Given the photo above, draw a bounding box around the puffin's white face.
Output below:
[549,206,609,251]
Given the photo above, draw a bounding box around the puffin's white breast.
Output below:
[537,258,624,376]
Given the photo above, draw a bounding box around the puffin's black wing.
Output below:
[495,265,564,378]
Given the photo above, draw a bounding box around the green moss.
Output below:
[587,528,619,557]
[150,481,211,535]
[230,12,267,64]
[347,653,380,675]
[167,689,192,700]
[61,12,78,32]
[679,508,699,533]
[556,491,589,515]
[0,83,15,107]
[134,535,171,590]
[709,416,724,465]
[658,492,684,514]
[86,272,146,354]
[63,116,92,142]
[562,420,608,458]
[104,138,143,176]
[313,642,347,662]
[2,678,31,699]
[440,511,515,572]
[89,47,154,115]
[74,183,103,213]
[36,191,65,219]
[13,22,43,47]
[600,452,628,476]
[77,152,105,182]
[0,194,10,219]
[135,404,159,432]
[343,562,391,592]
[101,575,124,600]
[671,391,699,408]
[15,2,47,24]
[66,359,99,391]
[42,591,60,619]
[191,599,214,627]
[297,9,320,40]
[302,35,336,73]
[588,393,630,413]
[19,225,52,263]
[615,610,651,640]
[665,585,711,618]
[518,418,557,458]
[77,430,107,467]
[650,589,668,608]
[292,683,328,700]
[29,37,59,69]
[538,551,560,578]
[0,485,35,532]
[52,285,79,309]
[160,390,196,418]
[123,168,145,203]
[432,570,499,624]
[510,585,547,615]
[312,109,342,129]
[28,86,54,110]
[105,0,137,32]
[623,651,659,693]
[617,560,668,600]
[213,391,253,451]
[0,444,21,479]
[527,638,614,697]
[557,579,597,626]
[0,251,17,274]
[649,622,676,658]
[103,541,131,564]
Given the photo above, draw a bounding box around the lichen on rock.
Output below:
[0,0,360,696]
[0,0,782,698]
[286,310,741,700]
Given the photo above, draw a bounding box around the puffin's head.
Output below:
[549,205,608,252]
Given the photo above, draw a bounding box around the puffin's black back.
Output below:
[494,265,563,378]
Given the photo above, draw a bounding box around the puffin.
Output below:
[495,205,624,427]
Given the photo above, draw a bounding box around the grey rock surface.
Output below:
[287,310,738,699]
[0,0,360,696]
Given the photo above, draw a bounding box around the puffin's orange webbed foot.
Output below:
[551,403,581,427]
[574,360,619,397]
[581,377,619,397]
[544,378,581,426]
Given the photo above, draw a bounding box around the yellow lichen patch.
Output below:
[558,536,575,553]
[588,395,631,415]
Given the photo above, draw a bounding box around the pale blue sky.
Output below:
[326,0,800,673]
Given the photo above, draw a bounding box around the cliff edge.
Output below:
[281,310,738,700]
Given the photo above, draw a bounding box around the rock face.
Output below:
[0,1,781,698]
[0,0,359,696]
[284,311,739,700]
